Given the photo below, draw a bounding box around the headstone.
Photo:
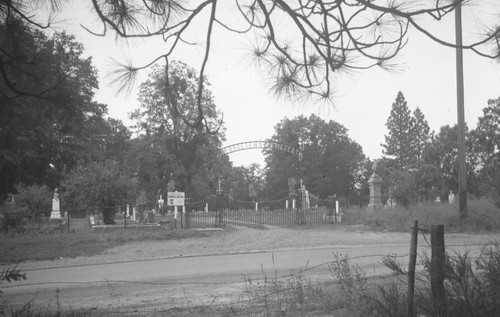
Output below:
[158,195,164,211]
[249,184,257,200]
[50,189,61,219]
[385,196,396,208]
[136,189,147,211]
[306,190,310,209]
[368,161,383,213]
[435,196,441,203]
[448,191,455,204]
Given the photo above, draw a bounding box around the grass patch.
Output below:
[343,197,500,232]
[0,227,228,264]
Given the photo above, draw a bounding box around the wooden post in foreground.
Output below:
[431,225,446,316]
[408,220,418,317]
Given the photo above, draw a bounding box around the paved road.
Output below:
[1,243,482,313]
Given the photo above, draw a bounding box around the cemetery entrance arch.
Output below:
[219,140,303,160]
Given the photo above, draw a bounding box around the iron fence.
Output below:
[183,194,344,229]
[1,193,352,233]
[1,211,90,233]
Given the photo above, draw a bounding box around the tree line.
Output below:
[378,91,500,208]
[1,6,500,223]
[0,18,368,223]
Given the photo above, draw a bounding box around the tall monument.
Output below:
[49,189,61,219]
[368,161,383,213]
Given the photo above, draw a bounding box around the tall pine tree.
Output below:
[411,107,431,164]
[382,91,415,169]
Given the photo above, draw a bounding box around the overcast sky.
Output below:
[56,1,500,167]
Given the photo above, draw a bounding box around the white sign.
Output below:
[167,192,185,206]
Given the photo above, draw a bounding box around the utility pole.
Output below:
[455,2,468,220]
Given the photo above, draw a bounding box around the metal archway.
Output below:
[219,140,303,160]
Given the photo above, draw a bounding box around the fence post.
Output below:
[174,206,178,229]
[67,211,70,233]
[124,210,127,228]
[431,224,446,317]
[408,220,418,317]
[335,199,339,223]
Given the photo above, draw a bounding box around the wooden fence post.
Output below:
[408,220,418,317]
[431,225,446,317]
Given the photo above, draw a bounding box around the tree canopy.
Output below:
[127,60,227,202]
[382,92,412,168]
[264,114,365,200]
[0,22,126,199]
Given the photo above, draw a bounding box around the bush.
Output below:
[61,161,137,225]
[0,184,52,232]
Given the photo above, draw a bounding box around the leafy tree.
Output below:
[0,17,62,99]
[264,114,365,200]
[125,135,182,205]
[61,161,137,223]
[223,164,265,200]
[0,23,107,198]
[382,91,415,169]
[413,164,444,202]
[423,124,479,196]
[387,169,416,208]
[472,97,500,207]
[127,61,226,201]
[473,97,500,163]
[81,114,132,163]
[9,184,52,214]
[0,184,52,228]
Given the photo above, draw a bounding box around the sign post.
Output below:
[167,192,185,228]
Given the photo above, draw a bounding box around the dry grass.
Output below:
[343,198,500,233]
[0,228,228,264]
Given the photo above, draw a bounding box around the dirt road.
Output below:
[2,226,498,314]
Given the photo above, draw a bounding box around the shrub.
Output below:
[61,161,137,225]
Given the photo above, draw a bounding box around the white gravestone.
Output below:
[158,195,164,213]
[448,191,455,204]
[50,189,61,219]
